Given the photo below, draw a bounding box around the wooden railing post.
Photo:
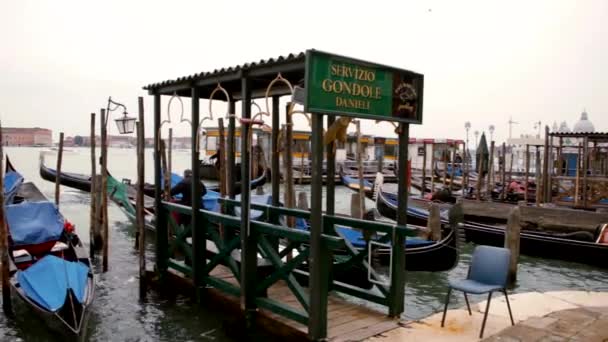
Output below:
[154,93,168,279]
[309,113,329,340]
[191,86,205,300]
[389,123,408,317]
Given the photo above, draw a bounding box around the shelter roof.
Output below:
[548,131,608,142]
[143,52,306,100]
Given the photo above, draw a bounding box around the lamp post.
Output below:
[489,125,495,142]
[106,97,136,135]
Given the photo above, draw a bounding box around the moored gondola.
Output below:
[5,157,94,338]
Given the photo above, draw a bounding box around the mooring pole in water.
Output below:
[430,143,436,194]
[524,144,530,202]
[504,206,521,286]
[136,97,146,297]
[0,125,13,316]
[421,142,427,195]
[355,121,365,221]
[101,109,109,272]
[442,148,448,187]
[54,132,64,207]
[449,144,455,193]
[501,142,506,202]
[168,128,173,178]
[542,126,550,204]
[535,146,542,206]
[461,142,467,193]
[428,203,441,241]
[90,113,97,259]
[487,141,495,201]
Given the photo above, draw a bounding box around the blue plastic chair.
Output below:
[441,245,515,338]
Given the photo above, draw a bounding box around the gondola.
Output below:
[338,168,374,198]
[39,152,267,196]
[5,158,94,337]
[377,184,608,268]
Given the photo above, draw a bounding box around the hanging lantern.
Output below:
[114,112,136,134]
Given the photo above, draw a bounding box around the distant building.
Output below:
[1,127,52,146]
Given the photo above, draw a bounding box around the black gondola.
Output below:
[5,158,94,338]
[376,184,608,268]
[39,153,267,196]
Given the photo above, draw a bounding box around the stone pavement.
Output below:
[365,291,608,342]
[484,306,608,341]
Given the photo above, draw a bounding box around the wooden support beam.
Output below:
[389,123,408,317]
[54,132,64,206]
[227,101,236,199]
[191,87,205,299]
[542,126,550,203]
[308,113,329,340]
[136,97,146,297]
[535,147,541,206]
[431,143,436,194]
[326,115,336,215]
[154,94,168,279]
[90,113,97,259]
[101,109,109,272]
[501,142,506,202]
[239,77,258,327]
[285,103,295,228]
[449,145,455,193]
[524,144,530,202]
[487,141,495,201]
[271,96,280,208]
[583,136,589,208]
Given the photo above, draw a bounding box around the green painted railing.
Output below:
[158,198,422,336]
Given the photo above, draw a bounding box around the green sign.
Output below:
[304,50,424,124]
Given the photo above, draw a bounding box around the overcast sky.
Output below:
[1,0,606,144]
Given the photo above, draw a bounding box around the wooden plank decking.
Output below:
[156,264,401,341]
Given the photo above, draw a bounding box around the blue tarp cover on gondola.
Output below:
[3,171,24,203]
[342,174,373,188]
[6,202,64,246]
[17,255,89,311]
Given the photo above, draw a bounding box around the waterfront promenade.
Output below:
[366,291,608,341]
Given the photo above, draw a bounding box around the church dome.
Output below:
[559,121,570,133]
[573,110,595,133]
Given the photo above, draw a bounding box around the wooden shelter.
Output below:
[144,50,424,340]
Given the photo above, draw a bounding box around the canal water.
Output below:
[1,147,607,341]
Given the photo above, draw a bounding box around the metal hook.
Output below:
[208,83,231,120]
[264,73,294,118]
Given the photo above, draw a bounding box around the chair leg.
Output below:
[503,289,515,325]
[480,291,493,339]
[441,288,452,327]
[463,292,472,315]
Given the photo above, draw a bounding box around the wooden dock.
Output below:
[154,264,401,342]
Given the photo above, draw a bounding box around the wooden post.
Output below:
[0,125,12,315]
[101,109,109,272]
[284,104,295,228]
[504,206,521,286]
[421,142,427,195]
[136,97,146,297]
[542,126,550,203]
[90,113,97,259]
[227,101,236,199]
[583,136,589,208]
[431,143,436,194]
[462,142,467,192]
[501,142,506,202]
[153,94,168,282]
[356,121,365,220]
[427,203,441,241]
[535,146,542,206]
[54,132,64,206]
[524,144,530,202]
[442,148,448,186]
[297,191,309,210]
[271,96,280,208]
[575,142,582,207]
[218,119,226,239]
[190,87,205,300]
[487,141,495,200]
[326,115,336,215]
[299,145,305,185]
[168,128,173,178]
[449,145,455,193]
[508,146,514,184]
[160,141,169,205]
